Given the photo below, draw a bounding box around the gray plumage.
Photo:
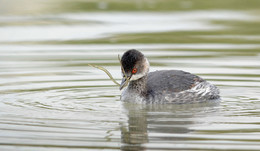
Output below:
[120,49,220,104]
[147,70,203,93]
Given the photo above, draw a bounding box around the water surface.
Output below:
[0,1,260,150]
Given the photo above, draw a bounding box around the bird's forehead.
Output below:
[121,49,144,72]
[122,57,142,72]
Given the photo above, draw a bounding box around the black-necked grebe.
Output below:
[119,49,220,103]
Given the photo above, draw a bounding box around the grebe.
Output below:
[119,49,220,103]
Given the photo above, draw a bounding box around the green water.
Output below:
[0,0,260,150]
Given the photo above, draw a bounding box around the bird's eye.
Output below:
[132,68,137,74]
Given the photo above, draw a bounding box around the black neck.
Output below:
[128,75,148,96]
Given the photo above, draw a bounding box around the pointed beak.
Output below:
[120,75,131,90]
[119,77,126,90]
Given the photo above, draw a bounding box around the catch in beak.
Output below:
[120,75,131,90]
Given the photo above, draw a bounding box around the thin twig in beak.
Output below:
[88,64,120,86]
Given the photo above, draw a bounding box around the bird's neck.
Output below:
[128,74,148,96]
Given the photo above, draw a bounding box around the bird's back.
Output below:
[146,70,219,103]
[147,70,203,92]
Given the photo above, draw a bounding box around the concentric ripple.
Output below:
[1,43,260,150]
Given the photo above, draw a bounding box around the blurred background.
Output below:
[0,0,260,151]
[1,0,260,44]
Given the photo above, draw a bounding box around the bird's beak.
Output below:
[120,76,131,90]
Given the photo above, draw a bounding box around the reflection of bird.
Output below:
[119,49,220,103]
[120,102,219,150]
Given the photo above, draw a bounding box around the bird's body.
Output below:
[119,49,220,104]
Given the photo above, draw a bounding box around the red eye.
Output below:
[132,68,137,74]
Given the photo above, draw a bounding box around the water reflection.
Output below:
[1,0,260,150]
[121,101,219,150]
